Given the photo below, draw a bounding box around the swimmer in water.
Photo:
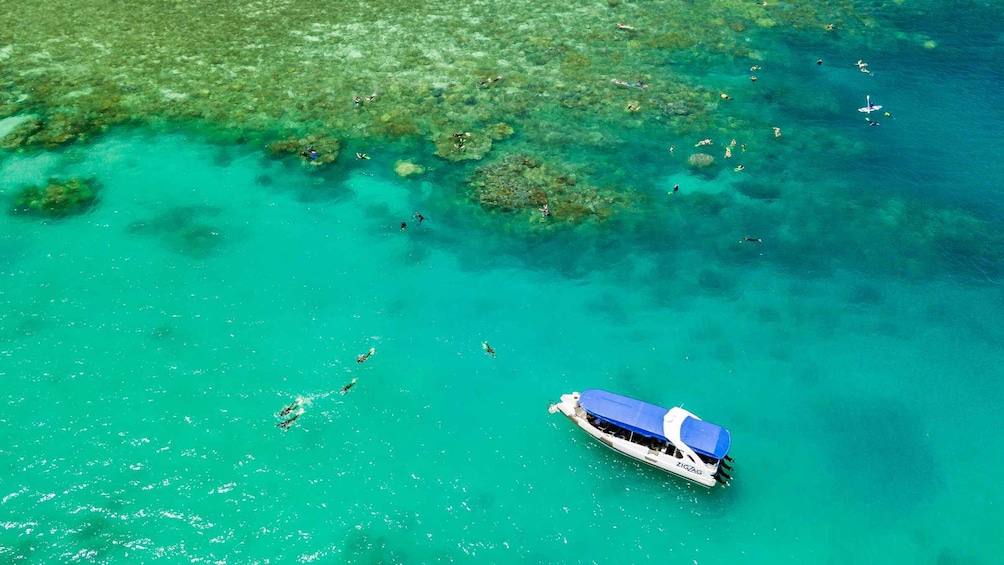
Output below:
[414,212,425,224]
[279,400,298,418]
[734,164,745,172]
[615,22,636,30]
[696,138,712,146]
[356,152,370,160]
[741,237,762,243]
[482,341,497,358]
[340,377,358,395]
[539,203,551,217]
[277,412,300,430]
[401,221,407,231]
[357,347,375,363]
[773,126,782,138]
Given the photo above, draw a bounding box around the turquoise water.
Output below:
[4,2,1004,564]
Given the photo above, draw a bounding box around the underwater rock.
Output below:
[688,153,715,168]
[735,179,781,202]
[268,134,340,166]
[10,177,99,217]
[0,113,102,149]
[487,122,514,141]
[467,153,624,222]
[0,117,44,150]
[468,153,547,211]
[394,160,425,177]
[126,205,224,258]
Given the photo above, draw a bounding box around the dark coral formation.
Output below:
[0,114,106,150]
[268,134,340,167]
[126,205,225,258]
[11,177,99,217]
[469,154,548,212]
[467,153,625,223]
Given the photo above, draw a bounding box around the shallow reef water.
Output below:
[2,0,1004,563]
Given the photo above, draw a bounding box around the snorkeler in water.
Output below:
[357,347,376,364]
[279,400,298,418]
[277,412,300,430]
[340,377,359,395]
[482,341,497,358]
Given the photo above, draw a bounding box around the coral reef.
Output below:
[268,134,340,166]
[10,177,99,217]
[688,153,715,168]
[126,205,224,258]
[394,160,425,177]
[467,153,625,223]
[434,132,492,162]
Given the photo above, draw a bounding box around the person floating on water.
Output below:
[741,237,762,243]
[277,411,301,430]
[615,22,636,30]
[300,145,317,160]
[539,203,551,218]
[340,377,358,395]
[482,341,497,358]
[669,144,675,154]
[773,126,782,138]
[357,347,375,363]
[696,138,712,146]
[400,221,407,231]
[279,400,298,418]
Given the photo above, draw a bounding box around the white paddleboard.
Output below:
[858,95,882,113]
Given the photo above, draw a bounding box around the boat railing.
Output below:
[585,413,684,458]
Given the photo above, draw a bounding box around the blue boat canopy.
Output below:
[680,416,731,460]
[579,389,669,440]
[579,389,731,460]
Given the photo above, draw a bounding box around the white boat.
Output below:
[549,390,733,488]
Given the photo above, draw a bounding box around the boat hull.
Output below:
[550,392,722,488]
